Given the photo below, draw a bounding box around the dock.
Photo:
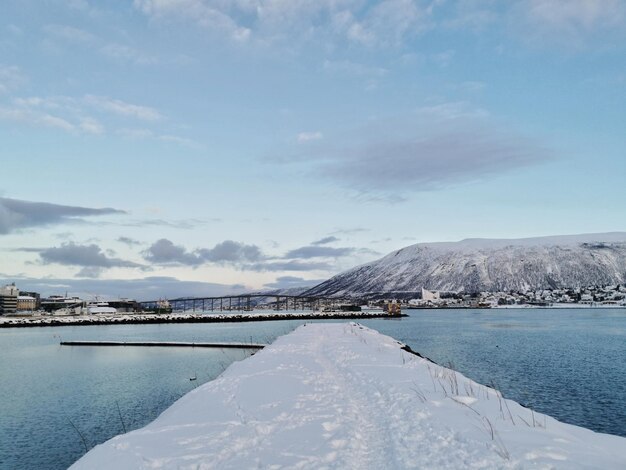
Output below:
[60,341,266,349]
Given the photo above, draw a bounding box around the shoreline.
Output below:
[0,311,405,329]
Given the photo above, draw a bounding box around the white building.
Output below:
[0,283,20,314]
[421,288,441,301]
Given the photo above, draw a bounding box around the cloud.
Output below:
[285,245,356,259]
[134,0,251,42]
[117,128,200,148]
[143,239,264,266]
[330,227,370,235]
[317,131,547,195]
[246,260,333,272]
[441,1,499,32]
[342,0,432,47]
[134,0,433,47]
[117,236,141,246]
[0,94,170,136]
[43,24,96,43]
[79,117,105,134]
[0,65,25,93]
[0,275,248,300]
[0,106,77,132]
[197,240,263,263]
[322,59,388,78]
[523,0,625,34]
[1,94,196,145]
[84,95,162,121]
[311,236,340,245]
[17,242,144,277]
[143,238,203,265]
[263,275,326,289]
[0,197,125,234]
[120,218,208,229]
[42,21,157,64]
[500,0,626,48]
[275,106,551,199]
[100,43,158,65]
[297,131,323,143]
[37,242,141,268]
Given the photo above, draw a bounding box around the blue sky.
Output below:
[1,0,625,299]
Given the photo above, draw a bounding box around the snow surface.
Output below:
[71,323,626,469]
[0,311,387,327]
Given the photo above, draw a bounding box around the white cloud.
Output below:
[525,0,625,33]
[134,0,251,42]
[43,24,96,43]
[0,106,75,132]
[1,93,179,139]
[322,59,388,78]
[117,128,155,139]
[297,131,323,143]
[508,0,626,47]
[415,101,489,120]
[79,117,105,134]
[134,0,433,47]
[117,128,199,148]
[0,65,25,93]
[100,43,158,65]
[157,134,199,148]
[84,95,163,121]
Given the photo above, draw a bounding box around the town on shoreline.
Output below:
[1,282,624,327]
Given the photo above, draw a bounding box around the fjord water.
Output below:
[1,309,624,469]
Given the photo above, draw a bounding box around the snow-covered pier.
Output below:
[70,323,626,469]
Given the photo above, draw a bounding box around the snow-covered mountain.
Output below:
[305,232,626,296]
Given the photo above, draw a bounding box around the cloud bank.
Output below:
[0,275,248,300]
[0,197,125,234]
[276,105,552,200]
[143,239,264,266]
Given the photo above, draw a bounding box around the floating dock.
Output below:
[60,341,266,349]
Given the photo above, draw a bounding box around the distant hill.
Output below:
[304,232,626,297]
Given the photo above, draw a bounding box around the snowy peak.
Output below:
[306,232,626,296]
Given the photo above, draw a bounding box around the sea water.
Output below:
[0,308,624,469]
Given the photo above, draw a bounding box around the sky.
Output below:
[1,0,625,300]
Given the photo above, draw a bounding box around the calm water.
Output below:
[1,308,624,469]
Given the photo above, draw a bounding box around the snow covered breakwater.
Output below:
[71,324,626,469]
[0,311,397,328]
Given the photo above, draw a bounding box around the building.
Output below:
[0,283,20,315]
[20,291,41,310]
[17,295,37,312]
[421,288,441,301]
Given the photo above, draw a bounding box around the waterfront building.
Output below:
[41,295,84,312]
[0,283,19,315]
[19,291,41,310]
[17,295,37,312]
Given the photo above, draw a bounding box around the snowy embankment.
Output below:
[71,323,626,469]
[0,311,394,328]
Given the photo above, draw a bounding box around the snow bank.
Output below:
[71,323,626,469]
[0,311,393,328]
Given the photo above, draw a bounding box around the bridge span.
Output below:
[139,294,356,313]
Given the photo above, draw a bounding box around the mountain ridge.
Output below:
[304,232,626,296]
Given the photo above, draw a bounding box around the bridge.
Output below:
[139,294,356,313]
